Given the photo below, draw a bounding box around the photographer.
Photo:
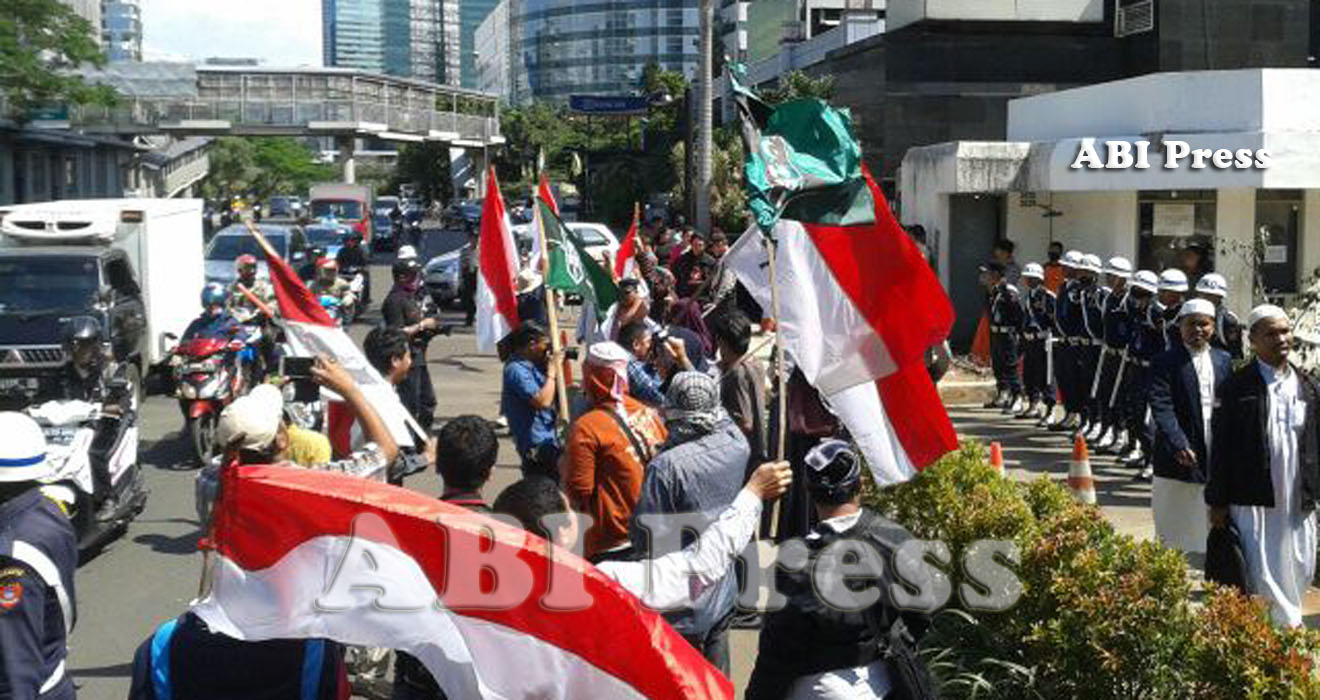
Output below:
[619,320,691,408]
[382,258,443,432]
[500,321,562,480]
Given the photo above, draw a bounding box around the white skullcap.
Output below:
[1176,298,1217,321]
[586,341,631,367]
[1246,304,1289,331]
[216,384,285,452]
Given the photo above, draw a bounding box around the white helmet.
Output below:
[1061,250,1084,268]
[1195,272,1228,298]
[0,412,51,482]
[1021,262,1044,280]
[1082,254,1103,274]
[1105,256,1133,279]
[1158,269,1189,293]
[1130,270,1159,293]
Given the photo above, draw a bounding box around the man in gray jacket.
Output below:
[630,371,750,674]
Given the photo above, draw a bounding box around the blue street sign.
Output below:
[568,95,649,116]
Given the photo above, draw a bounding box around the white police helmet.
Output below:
[1195,272,1228,298]
[1021,262,1044,280]
[1105,256,1133,279]
[0,412,51,482]
[1130,270,1159,293]
[1061,250,1084,268]
[1158,269,1190,293]
[1082,254,1103,274]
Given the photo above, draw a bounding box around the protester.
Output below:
[714,311,768,471]
[648,266,678,324]
[494,460,791,609]
[514,268,548,329]
[363,326,434,485]
[619,320,671,407]
[382,258,441,432]
[561,342,667,562]
[746,440,935,700]
[672,232,713,298]
[605,278,656,342]
[500,321,562,479]
[775,368,840,541]
[1208,305,1320,627]
[1149,299,1230,557]
[0,413,77,700]
[630,371,750,673]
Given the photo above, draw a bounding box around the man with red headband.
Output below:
[561,342,667,563]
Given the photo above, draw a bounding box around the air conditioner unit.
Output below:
[1116,0,1155,38]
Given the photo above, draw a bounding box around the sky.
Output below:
[139,0,323,66]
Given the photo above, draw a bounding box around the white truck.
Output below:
[309,182,375,246]
[0,199,205,400]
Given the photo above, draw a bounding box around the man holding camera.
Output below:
[500,321,563,480]
[382,258,444,432]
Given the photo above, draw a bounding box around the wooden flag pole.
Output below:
[536,200,572,428]
[766,233,789,540]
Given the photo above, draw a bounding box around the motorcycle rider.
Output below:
[335,231,371,307]
[38,317,133,521]
[0,412,78,700]
[226,254,277,322]
[308,259,356,322]
[184,284,246,342]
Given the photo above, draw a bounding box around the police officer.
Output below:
[745,440,935,700]
[1050,251,1087,432]
[0,413,77,700]
[1122,271,1165,478]
[982,262,1024,413]
[1195,273,1243,358]
[1091,257,1133,450]
[1157,269,1189,351]
[1017,263,1056,423]
[1073,254,1104,436]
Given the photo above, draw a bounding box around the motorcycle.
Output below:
[27,399,147,554]
[171,331,257,465]
[340,265,369,316]
[318,294,347,326]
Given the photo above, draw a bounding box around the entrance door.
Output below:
[947,194,1004,352]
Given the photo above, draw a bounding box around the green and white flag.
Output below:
[536,199,618,316]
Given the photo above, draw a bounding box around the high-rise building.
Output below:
[475,0,511,98]
[507,0,700,104]
[102,0,142,62]
[461,0,502,89]
[60,0,102,40]
[323,0,460,84]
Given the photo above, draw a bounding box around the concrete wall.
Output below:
[887,0,1103,32]
[1213,188,1259,320]
[1156,0,1311,73]
[1006,191,1139,266]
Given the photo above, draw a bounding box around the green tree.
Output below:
[0,0,116,119]
[761,70,836,105]
[200,136,332,203]
[200,137,256,202]
[388,142,452,206]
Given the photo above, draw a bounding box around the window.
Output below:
[1256,190,1302,295]
[1137,190,1217,273]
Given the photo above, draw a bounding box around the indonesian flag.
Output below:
[256,229,420,453]
[476,166,520,353]
[614,206,640,281]
[527,172,559,273]
[192,466,733,700]
[725,171,957,486]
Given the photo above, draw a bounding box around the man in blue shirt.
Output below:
[500,321,562,480]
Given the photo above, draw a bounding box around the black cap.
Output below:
[392,258,421,278]
[980,261,1006,274]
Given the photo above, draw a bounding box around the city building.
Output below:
[323,0,461,84]
[102,0,142,62]
[504,0,701,105]
[475,0,512,99]
[60,0,101,38]
[902,70,1320,344]
[462,0,502,89]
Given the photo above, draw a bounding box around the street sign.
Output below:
[568,95,649,116]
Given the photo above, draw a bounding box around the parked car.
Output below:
[203,224,308,286]
[567,222,619,268]
[424,248,463,308]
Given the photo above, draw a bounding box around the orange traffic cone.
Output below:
[1068,434,1097,505]
[988,441,1005,475]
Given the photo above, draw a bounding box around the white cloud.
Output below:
[139,0,322,66]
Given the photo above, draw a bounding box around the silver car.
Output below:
[203,225,306,285]
[424,247,463,307]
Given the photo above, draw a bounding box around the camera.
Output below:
[563,346,580,361]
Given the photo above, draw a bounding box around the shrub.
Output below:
[865,441,1320,699]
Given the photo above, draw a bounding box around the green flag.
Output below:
[537,199,618,315]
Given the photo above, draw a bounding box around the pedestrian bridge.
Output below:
[63,63,502,146]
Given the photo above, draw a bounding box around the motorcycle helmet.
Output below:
[62,316,103,369]
[316,258,339,284]
[201,282,228,310]
[235,254,258,278]
[0,412,52,482]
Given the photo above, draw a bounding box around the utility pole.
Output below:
[694,0,713,233]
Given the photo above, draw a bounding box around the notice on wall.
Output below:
[1264,245,1289,264]
[1153,204,1196,238]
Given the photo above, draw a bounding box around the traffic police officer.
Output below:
[983,262,1024,413]
[1050,251,1087,432]
[1075,254,1104,436]
[0,412,77,700]
[1092,257,1134,452]
[1123,271,1166,478]
[1157,269,1189,350]
[1195,273,1243,359]
[1017,263,1056,423]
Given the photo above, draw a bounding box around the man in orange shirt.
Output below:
[1043,241,1066,294]
[561,342,667,562]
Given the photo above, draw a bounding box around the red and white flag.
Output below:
[726,170,957,486]
[260,237,420,453]
[192,466,733,700]
[614,207,640,281]
[527,173,560,273]
[476,166,520,353]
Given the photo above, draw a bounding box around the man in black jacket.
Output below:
[746,440,935,700]
[1207,304,1320,627]
[1148,299,1231,558]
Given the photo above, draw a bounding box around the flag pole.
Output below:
[766,233,788,540]
[536,196,572,428]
